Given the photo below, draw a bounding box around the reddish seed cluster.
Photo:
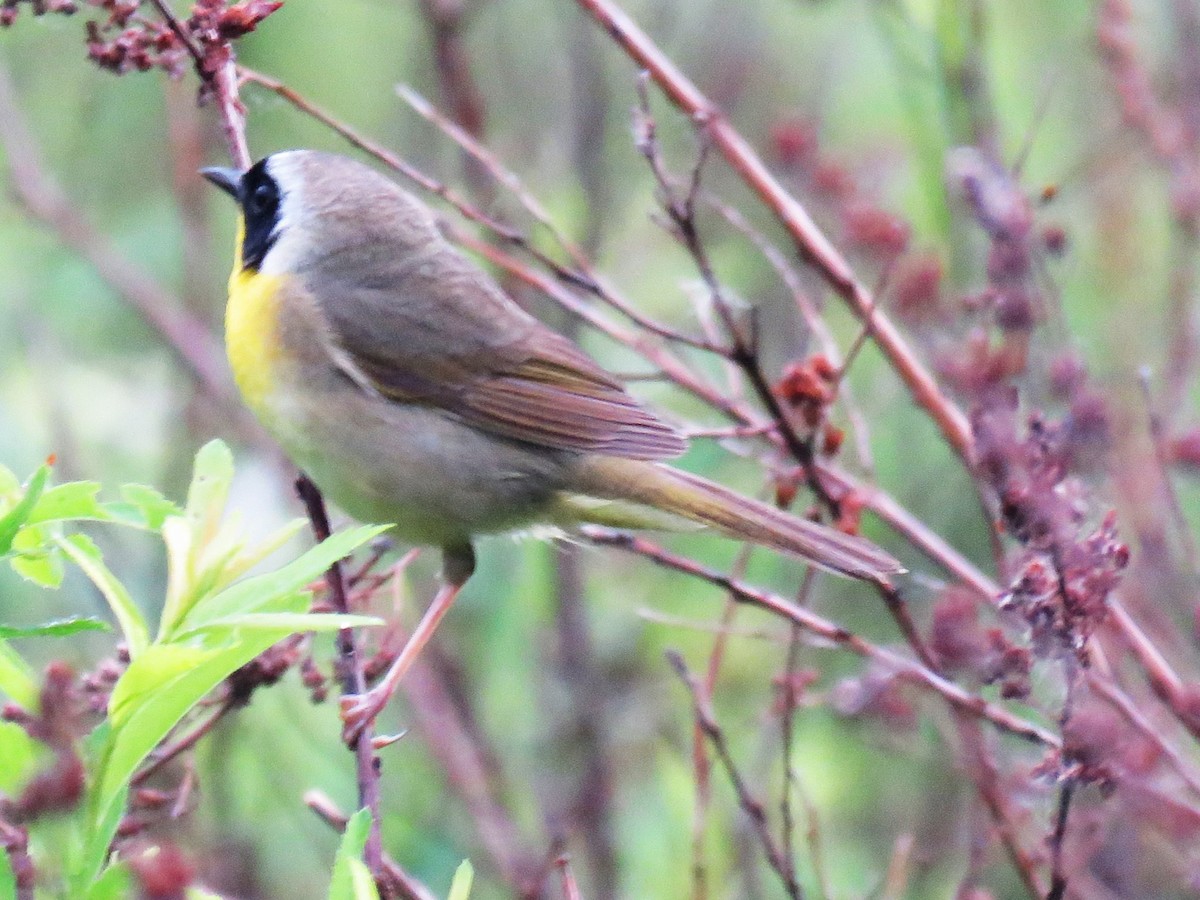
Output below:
[0,0,77,26]
[890,251,946,323]
[832,489,864,537]
[225,635,303,704]
[974,393,1128,660]
[831,668,917,732]
[126,841,196,899]
[80,657,124,714]
[949,147,1041,336]
[3,0,283,90]
[841,201,911,261]
[775,352,837,428]
[86,16,187,76]
[768,119,818,169]
[196,0,281,40]
[929,586,1032,699]
[768,116,911,264]
[772,353,865,530]
[1,663,90,822]
[936,329,1028,398]
[300,654,329,704]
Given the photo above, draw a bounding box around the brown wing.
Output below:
[313,239,686,461]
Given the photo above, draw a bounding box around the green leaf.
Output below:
[159,516,195,638]
[185,440,234,539]
[176,524,389,634]
[329,808,380,900]
[85,861,131,900]
[82,628,292,887]
[448,860,475,900]
[0,640,37,706]
[9,547,64,588]
[0,617,111,639]
[0,842,14,900]
[0,463,50,556]
[214,517,307,591]
[74,779,128,898]
[0,721,38,792]
[111,483,180,530]
[56,534,149,658]
[174,612,382,642]
[26,481,108,525]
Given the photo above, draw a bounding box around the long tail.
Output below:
[569,457,903,582]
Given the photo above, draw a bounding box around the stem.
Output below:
[295,476,385,883]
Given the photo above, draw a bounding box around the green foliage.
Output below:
[0,849,15,900]
[0,441,386,898]
[0,617,111,639]
[328,809,382,900]
[447,860,475,900]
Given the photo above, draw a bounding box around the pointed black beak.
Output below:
[200,166,243,199]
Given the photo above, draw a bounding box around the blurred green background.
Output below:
[0,0,1193,897]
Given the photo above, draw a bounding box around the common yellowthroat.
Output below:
[202,150,900,727]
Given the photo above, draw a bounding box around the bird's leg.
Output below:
[340,544,475,743]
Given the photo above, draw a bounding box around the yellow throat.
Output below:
[224,216,287,418]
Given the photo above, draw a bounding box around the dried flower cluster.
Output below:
[2,0,282,98]
[0,0,78,26]
[974,392,1128,662]
[769,117,912,265]
[1,665,87,822]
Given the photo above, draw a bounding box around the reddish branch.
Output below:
[583,526,1059,748]
[295,476,385,881]
[667,651,803,900]
[304,792,437,900]
[572,0,975,466]
[632,81,840,518]
[401,656,551,897]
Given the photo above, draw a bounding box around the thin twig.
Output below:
[667,651,803,900]
[778,623,802,891]
[150,0,251,169]
[573,0,975,465]
[556,855,585,900]
[305,791,438,900]
[691,546,753,900]
[1046,779,1075,900]
[955,716,1048,898]
[414,0,489,194]
[634,81,840,518]
[401,653,548,894]
[1137,368,1199,571]
[132,693,237,786]
[583,527,1059,747]
[296,477,385,882]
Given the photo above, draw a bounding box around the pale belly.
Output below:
[259,376,571,548]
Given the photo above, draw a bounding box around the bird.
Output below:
[201,149,902,731]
